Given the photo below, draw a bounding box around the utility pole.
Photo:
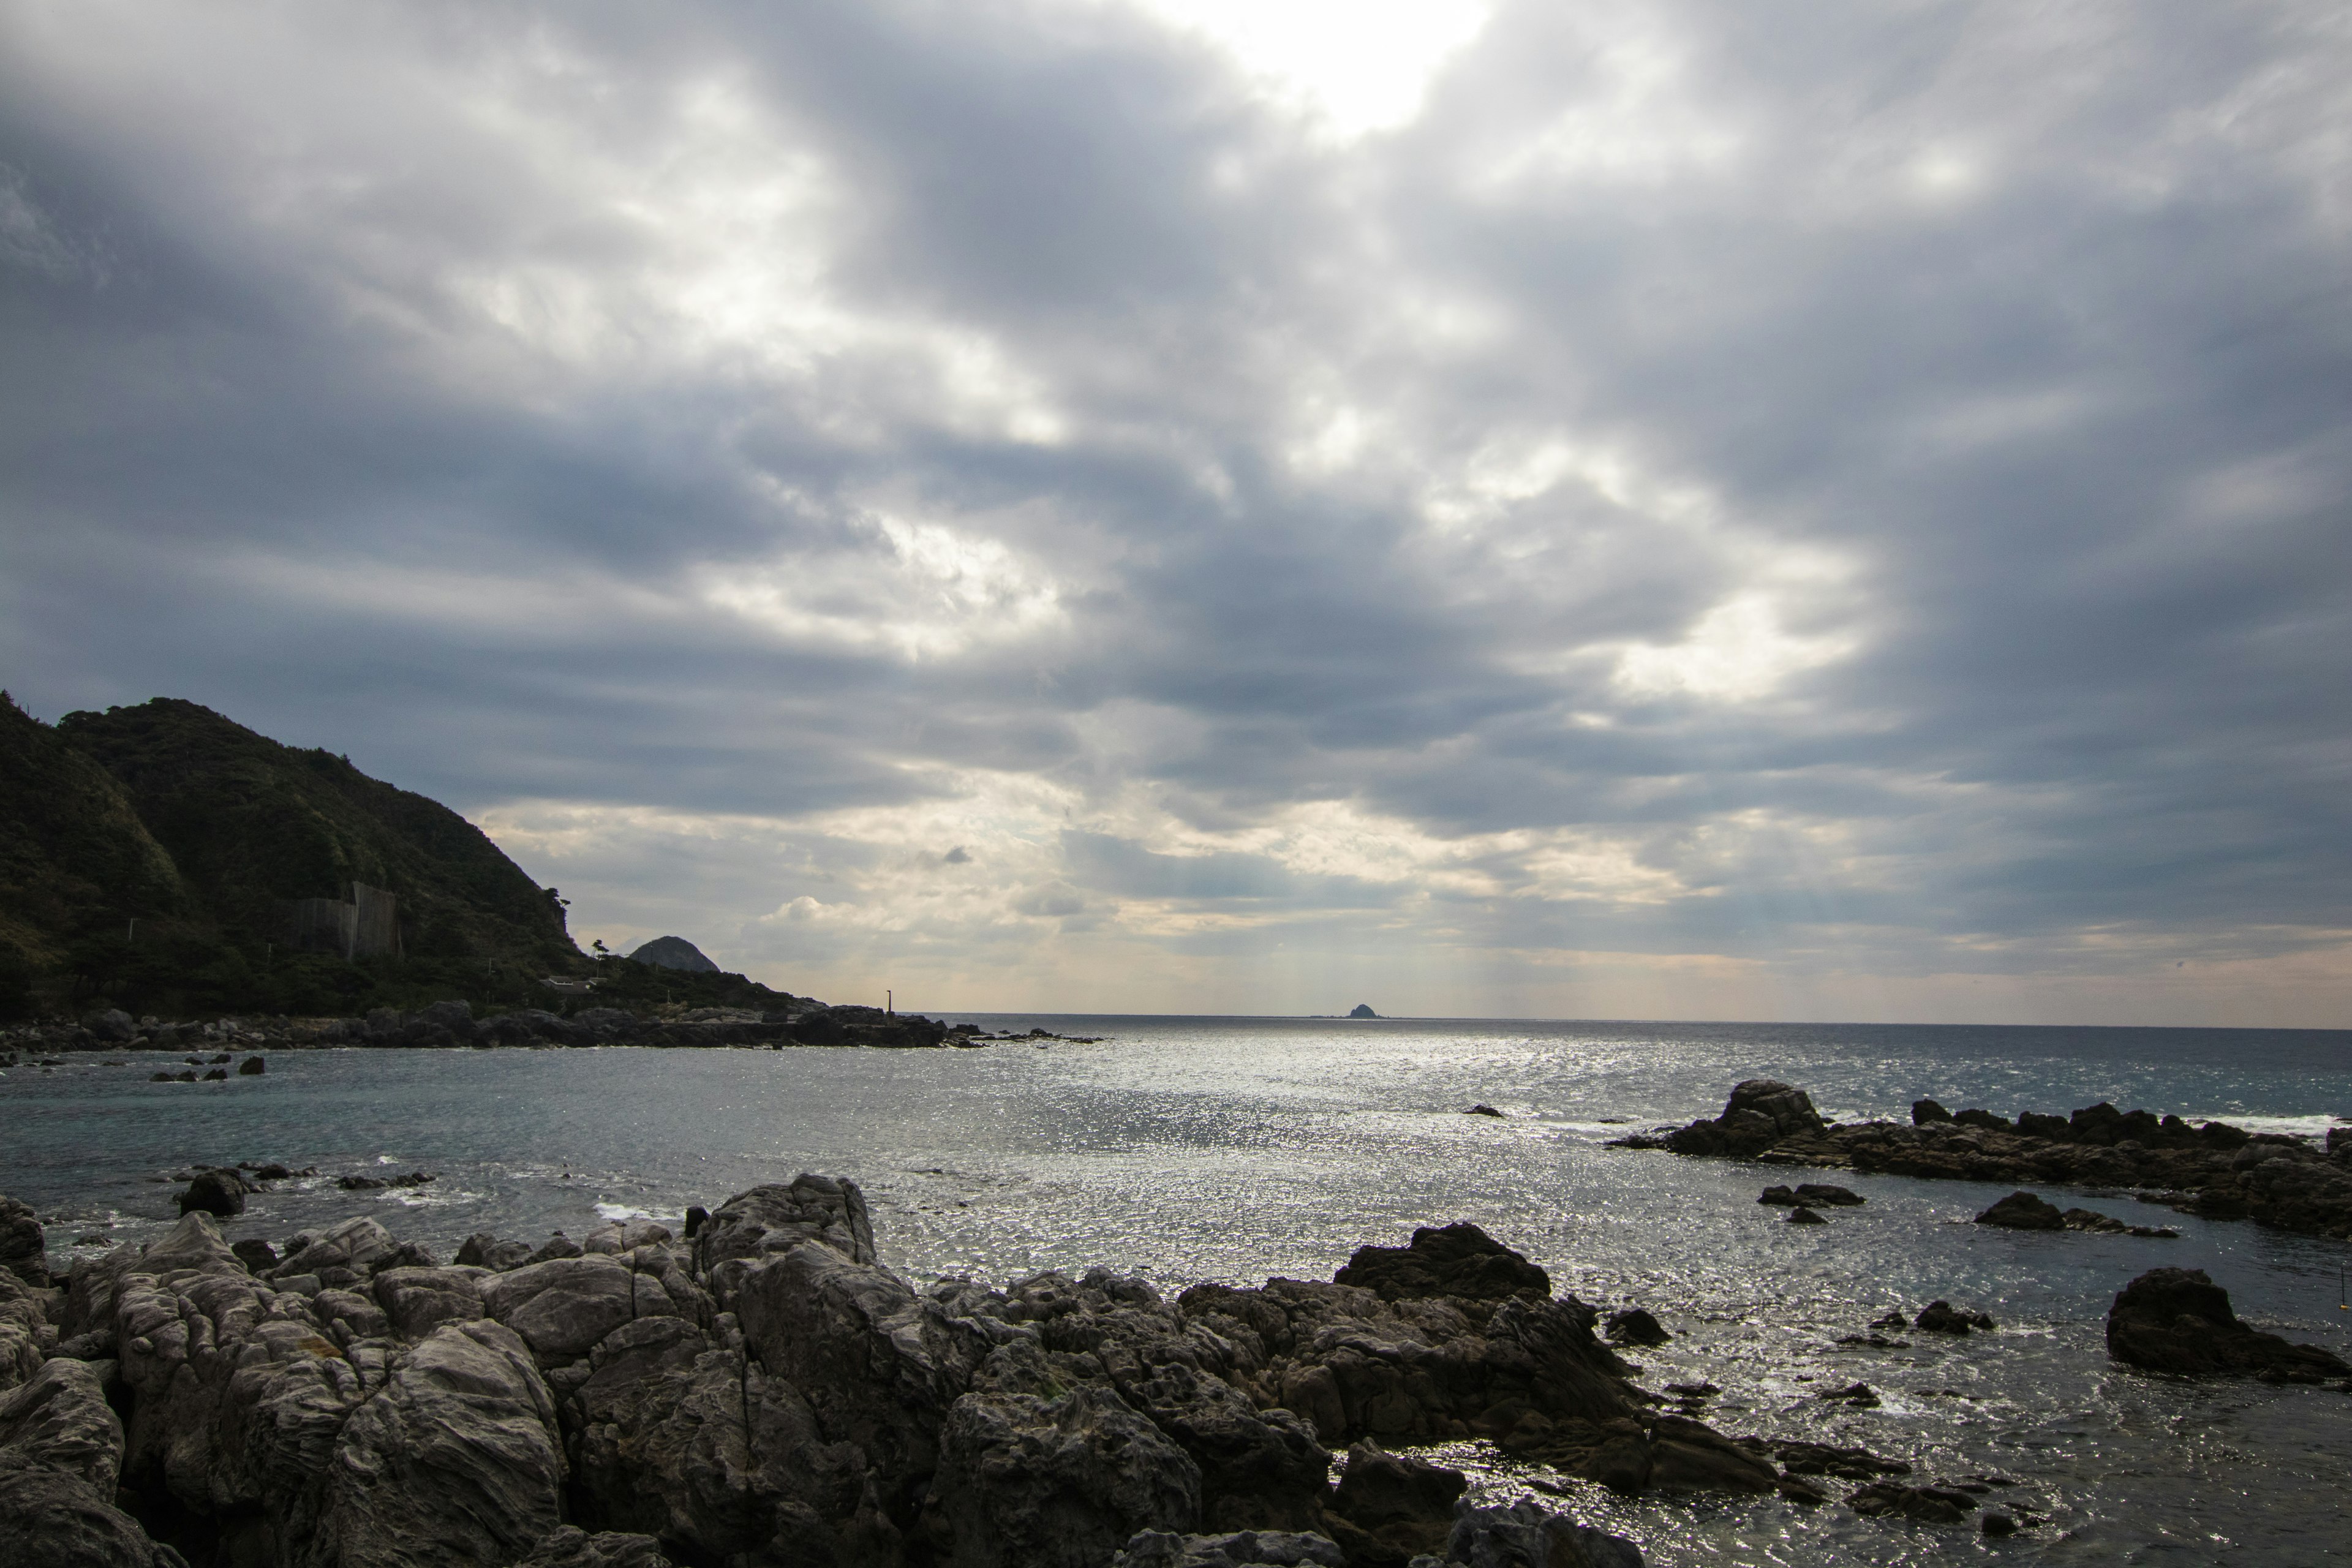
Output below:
[886,989,893,1016]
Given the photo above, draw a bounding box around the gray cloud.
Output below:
[3,0,2348,1021]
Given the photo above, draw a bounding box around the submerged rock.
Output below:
[2106,1267,2351,1382]
[1848,1480,1979,1524]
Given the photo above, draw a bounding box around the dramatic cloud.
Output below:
[4,0,2348,1022]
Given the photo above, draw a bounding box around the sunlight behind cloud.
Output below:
[1122,0,1491,137]
[1615,591,1858,703]
[701,512,1068,662]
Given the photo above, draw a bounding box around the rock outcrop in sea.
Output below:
[0,1183,1752,1567]
[2105,1267,2350,1383]
[1613,1079,2352,1242]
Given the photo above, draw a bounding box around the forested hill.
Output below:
[59,699,581,968]
[0,694,597,1017]
[0,693,190,969]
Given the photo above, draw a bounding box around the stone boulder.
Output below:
[1912,1301,1994,1335]
[1847,1480,1979,1524]
[0,1295,42,1397]
[174,1170,246,1219]
[371,1267,488,1340]
[1331,1224,1550,1302]
[454,1234,535,1273]
[733,1242,992,1524]
[0,1453,187,1568]
[924,1384,1201,1568]
[2106,1267,2351,1382]
[563,1311,871,1562]
[272,1216,401,1283]
[305,1321,563,1568]
[0,1196,48,1289]
[1602,1310,1669,1348]
[0,1359,124,1496]
[85,1010,137,1044]
[935,1270,1331,1534]
[1662,1079,1826,1157]
[110,1258,379,1521]
[1114,1530,1346,1568]
[481,1257,638,1365]
[511,1526,673,1567]
[1446,1498,1644,1568]
[1975,1192,2063,1231]
[695,1176,876,1282]
[65,1212,247,1339]
[1321,1443,1464,1566]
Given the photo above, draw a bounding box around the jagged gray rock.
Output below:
[0,1196,49,1289]
[1446,1498,1643,1568]
[510,1526,673,1567]
[306,1321,562,1568]
[480,1257,646,1363]
[369,1267,487,1340]
[926,1384,1201,1567]
[695,1176,877,1281]
[0,1453,188,1568]
[271,1216,400,1283]
[1114,1529,1347,1568]
[0,1275,43,1395]
[0,1359,124,1497]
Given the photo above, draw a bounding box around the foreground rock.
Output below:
[2106,1268,2351,1383]
[0,1182,1747,1567]
[1616,1081,2352,1242]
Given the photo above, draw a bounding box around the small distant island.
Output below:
[1348,1003,1379,1019]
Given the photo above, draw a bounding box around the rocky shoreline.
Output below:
[1611,1079,2352,1242]
[0,1000,1093,1060]
[0,1183,1772,1568]
[3,1162,2346,1567]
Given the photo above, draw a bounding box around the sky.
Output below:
[2,1,2349,1025]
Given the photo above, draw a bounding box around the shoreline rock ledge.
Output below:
[1611,1079,2352,1242]
[0,1184,1812,1568]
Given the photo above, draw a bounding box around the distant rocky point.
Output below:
[628,936,719,973]
[1347,1003,1379,1019]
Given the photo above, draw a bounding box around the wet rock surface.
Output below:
[1615,1080,2352,1241]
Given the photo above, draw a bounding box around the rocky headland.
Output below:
[1612,1079,2352,1242]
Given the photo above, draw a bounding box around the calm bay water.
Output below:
[5,1016,2350,1565]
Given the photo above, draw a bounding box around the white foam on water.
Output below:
[2191,1114,2340,1140]
[594,1201,655,1221]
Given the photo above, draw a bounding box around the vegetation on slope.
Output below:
[0,695,646,1019]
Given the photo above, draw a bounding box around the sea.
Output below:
[6,1016,2350,1566]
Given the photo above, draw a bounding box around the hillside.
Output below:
[0,693,193,970]
[0,695,610,1017]
[59,699,584,973]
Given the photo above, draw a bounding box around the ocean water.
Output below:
[6,1016,2351,1565]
